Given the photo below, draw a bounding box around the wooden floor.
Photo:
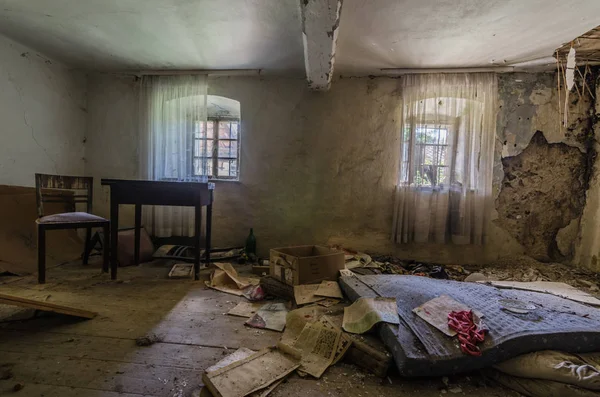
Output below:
[0,260,518,397]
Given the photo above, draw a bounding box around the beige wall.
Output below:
[85,74,527,263]
[84,72,600,267]
[0,34,87,187]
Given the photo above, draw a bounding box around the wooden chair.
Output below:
[35,174,109,283]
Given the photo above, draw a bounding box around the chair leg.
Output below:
[38,226,46,284]
[83,227,92,265]
[102,224,109,273]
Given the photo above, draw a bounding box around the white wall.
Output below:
[0,34,87,187]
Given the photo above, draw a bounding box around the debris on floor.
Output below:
[284,321,341,378]
[314,280,344,299]
[293,284,325,306]
[205,263,260,297]
[205,348,256,373]
[202,253,600,395]
[135,333,163,346]
[168,263,193,278]
[227,301,264,318]
[342,297,400,334]
[259,276,294,301]
[245,302,288,332]
[202,347,299,397]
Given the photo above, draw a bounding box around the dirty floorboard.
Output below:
[0,260,519,397]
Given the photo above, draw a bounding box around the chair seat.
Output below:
[36,212,108,224]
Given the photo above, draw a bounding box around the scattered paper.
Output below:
[202,348,299,397]
[315,281,343,299]
[205,263,259,297]
[290,322,341,378]
[227,302,265,318]
[278,305,329,350]
[318,315,352,365]
[294,284,325,305]
[339,269,354,277]
[342,297,399,334]
[168,263,193,278]
[245,302,288,332]
[413,295,483,337]
[317,298,341,308]
[205,348,256,373]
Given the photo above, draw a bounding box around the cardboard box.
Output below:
[269,246,345,286]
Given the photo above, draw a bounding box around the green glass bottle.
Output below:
[245,228,256,255]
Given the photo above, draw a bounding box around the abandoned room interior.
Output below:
[3,1,600,396]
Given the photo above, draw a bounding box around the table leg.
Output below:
[205,203,212,265]
[110,196,119,280]
[134,204,141,266]
[194,204,202,280]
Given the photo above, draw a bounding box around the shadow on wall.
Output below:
[0,185,82,275]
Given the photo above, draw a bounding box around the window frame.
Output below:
[193,117,241,181]
[402,121,455,189]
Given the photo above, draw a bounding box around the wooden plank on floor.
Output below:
[0,293,97,319]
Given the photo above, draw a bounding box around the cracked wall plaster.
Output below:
[0,35,87,187]
[496,71,597,264]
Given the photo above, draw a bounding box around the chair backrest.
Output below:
[35,173,93,218]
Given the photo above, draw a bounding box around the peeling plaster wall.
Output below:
[495,72,597,265]
[0,35,87,186]
[575,74,600,272]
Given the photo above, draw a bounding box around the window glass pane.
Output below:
[194,139,214,157]
[196,121,214,139]
[230,122,239,139]
[193,158,213,176]
[218,140,238,158]
[217,159,238,177]
[219,122,231,139]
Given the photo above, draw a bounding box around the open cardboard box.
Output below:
[269,245,345,286]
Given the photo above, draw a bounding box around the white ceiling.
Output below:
[0,0,599,75]
[336,0,600,74]
[0,0,305,72]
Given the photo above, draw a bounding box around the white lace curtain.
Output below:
[139,75,208,237]
[391,73,497,245]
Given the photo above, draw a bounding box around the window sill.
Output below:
[209,178,241,184]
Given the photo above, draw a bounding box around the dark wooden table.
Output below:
[100,179,214,280]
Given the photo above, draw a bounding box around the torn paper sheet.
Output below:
[342,297,399,334]
[278,305,329,351]
[205,263,260,297]
[315,281,343,299]
[245,302,288,332]
[227,302,265,318]
[294,284,325,305]
[289,322,341,378]
[318,315,352,365]
[202,348,299,397]
[317,298,341,308]
[413,295,484,337]
[205,348,256,373]
[339,269,355,277]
